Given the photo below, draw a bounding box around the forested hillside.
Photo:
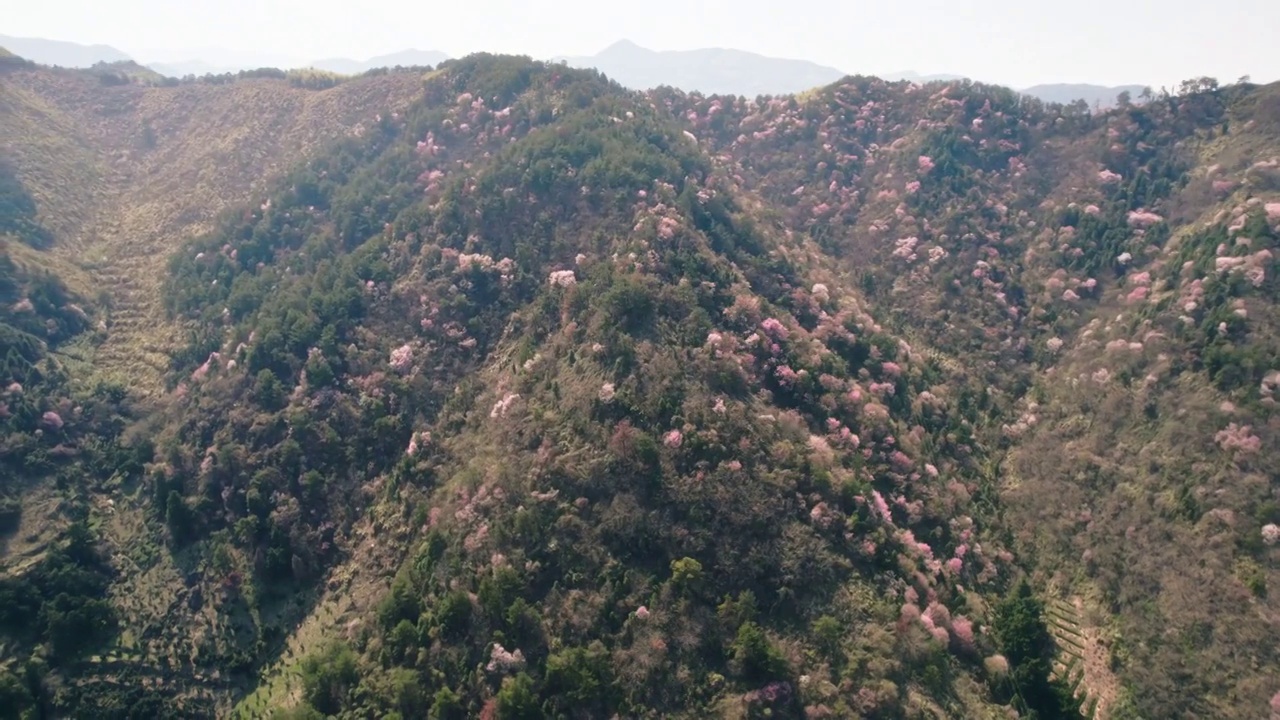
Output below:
[657,74,1280,718]
[0,50,1277,719]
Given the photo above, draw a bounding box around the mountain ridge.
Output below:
[0,33,132,67]
[0,52,1278,719]
[5,33,1155,107]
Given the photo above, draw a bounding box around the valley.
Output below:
[0,48,1277,719]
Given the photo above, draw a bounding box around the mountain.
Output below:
[0,33,132,67]
[657,78,1280,720]
[146,59,242,78]
[307,49,451,74]
[555,39,848,96]
[140,46,313,78]
[143,49,452,78]
[6,33,1146,109]
[1021,82,1149,107]
[880,70,969,83]
[875,74,1149,108]
[2,53,1279,720]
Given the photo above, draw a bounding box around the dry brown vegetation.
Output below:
[2,66,423,396]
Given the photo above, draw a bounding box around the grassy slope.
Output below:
[1003,87,1280,719]
[1,67,424,397]
[0,66,426,715]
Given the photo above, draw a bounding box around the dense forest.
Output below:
[0,49,1277,719]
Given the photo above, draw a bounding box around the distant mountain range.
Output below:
[553,39,848,97]
[306,49,451,75]
[0,33,1149,107]
[0,33,131,67]
[0,34,447,79]
[1020,82,1150,107]
[879,70,969,84]
[147,49,451,78]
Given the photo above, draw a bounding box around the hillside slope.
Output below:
[159,55,1037,719]
[657,77,1280,718]
[0,62,423,717]
[1,63,424,396]
[1,55,1278,719]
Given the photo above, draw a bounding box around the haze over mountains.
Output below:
[552,39,850,98]
[0,33,132,67]
[3,32,1149,107]
[145,49,452,80]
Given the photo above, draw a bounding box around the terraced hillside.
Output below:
[1,61,424,397]
[1,57,430,716]
[1,51,1278,718]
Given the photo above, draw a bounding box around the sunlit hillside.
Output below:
[1,52,1277,719]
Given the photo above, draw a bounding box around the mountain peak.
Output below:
[599,38,649,55]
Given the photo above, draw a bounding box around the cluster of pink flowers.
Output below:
[490,392,520,419]
[774,365,801,386]
[892,236,920,262]
[1266,202,1280,224]
[1261,524,1280,546]
[486,643,526,673]
[1214,249,1272,288]
[760,317,789,341]
[547,270,577,288]
[1105,339,1144,353]
[657,216,681,239]
[40,411,64,431]
[870,490,893,523]
[406,431,431,456]
[415,131,444,157]
[1215,423,1261,454]
[389,344,414,372]
[457,252,494,271]
[1127,209,1164,228]
[663,429,683,448]
[917,603,950,643]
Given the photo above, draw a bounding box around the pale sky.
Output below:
[7,0,1279,89]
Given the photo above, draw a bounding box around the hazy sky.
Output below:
[7,0,1278,89]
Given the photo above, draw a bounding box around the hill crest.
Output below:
[0,54,1278,719]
